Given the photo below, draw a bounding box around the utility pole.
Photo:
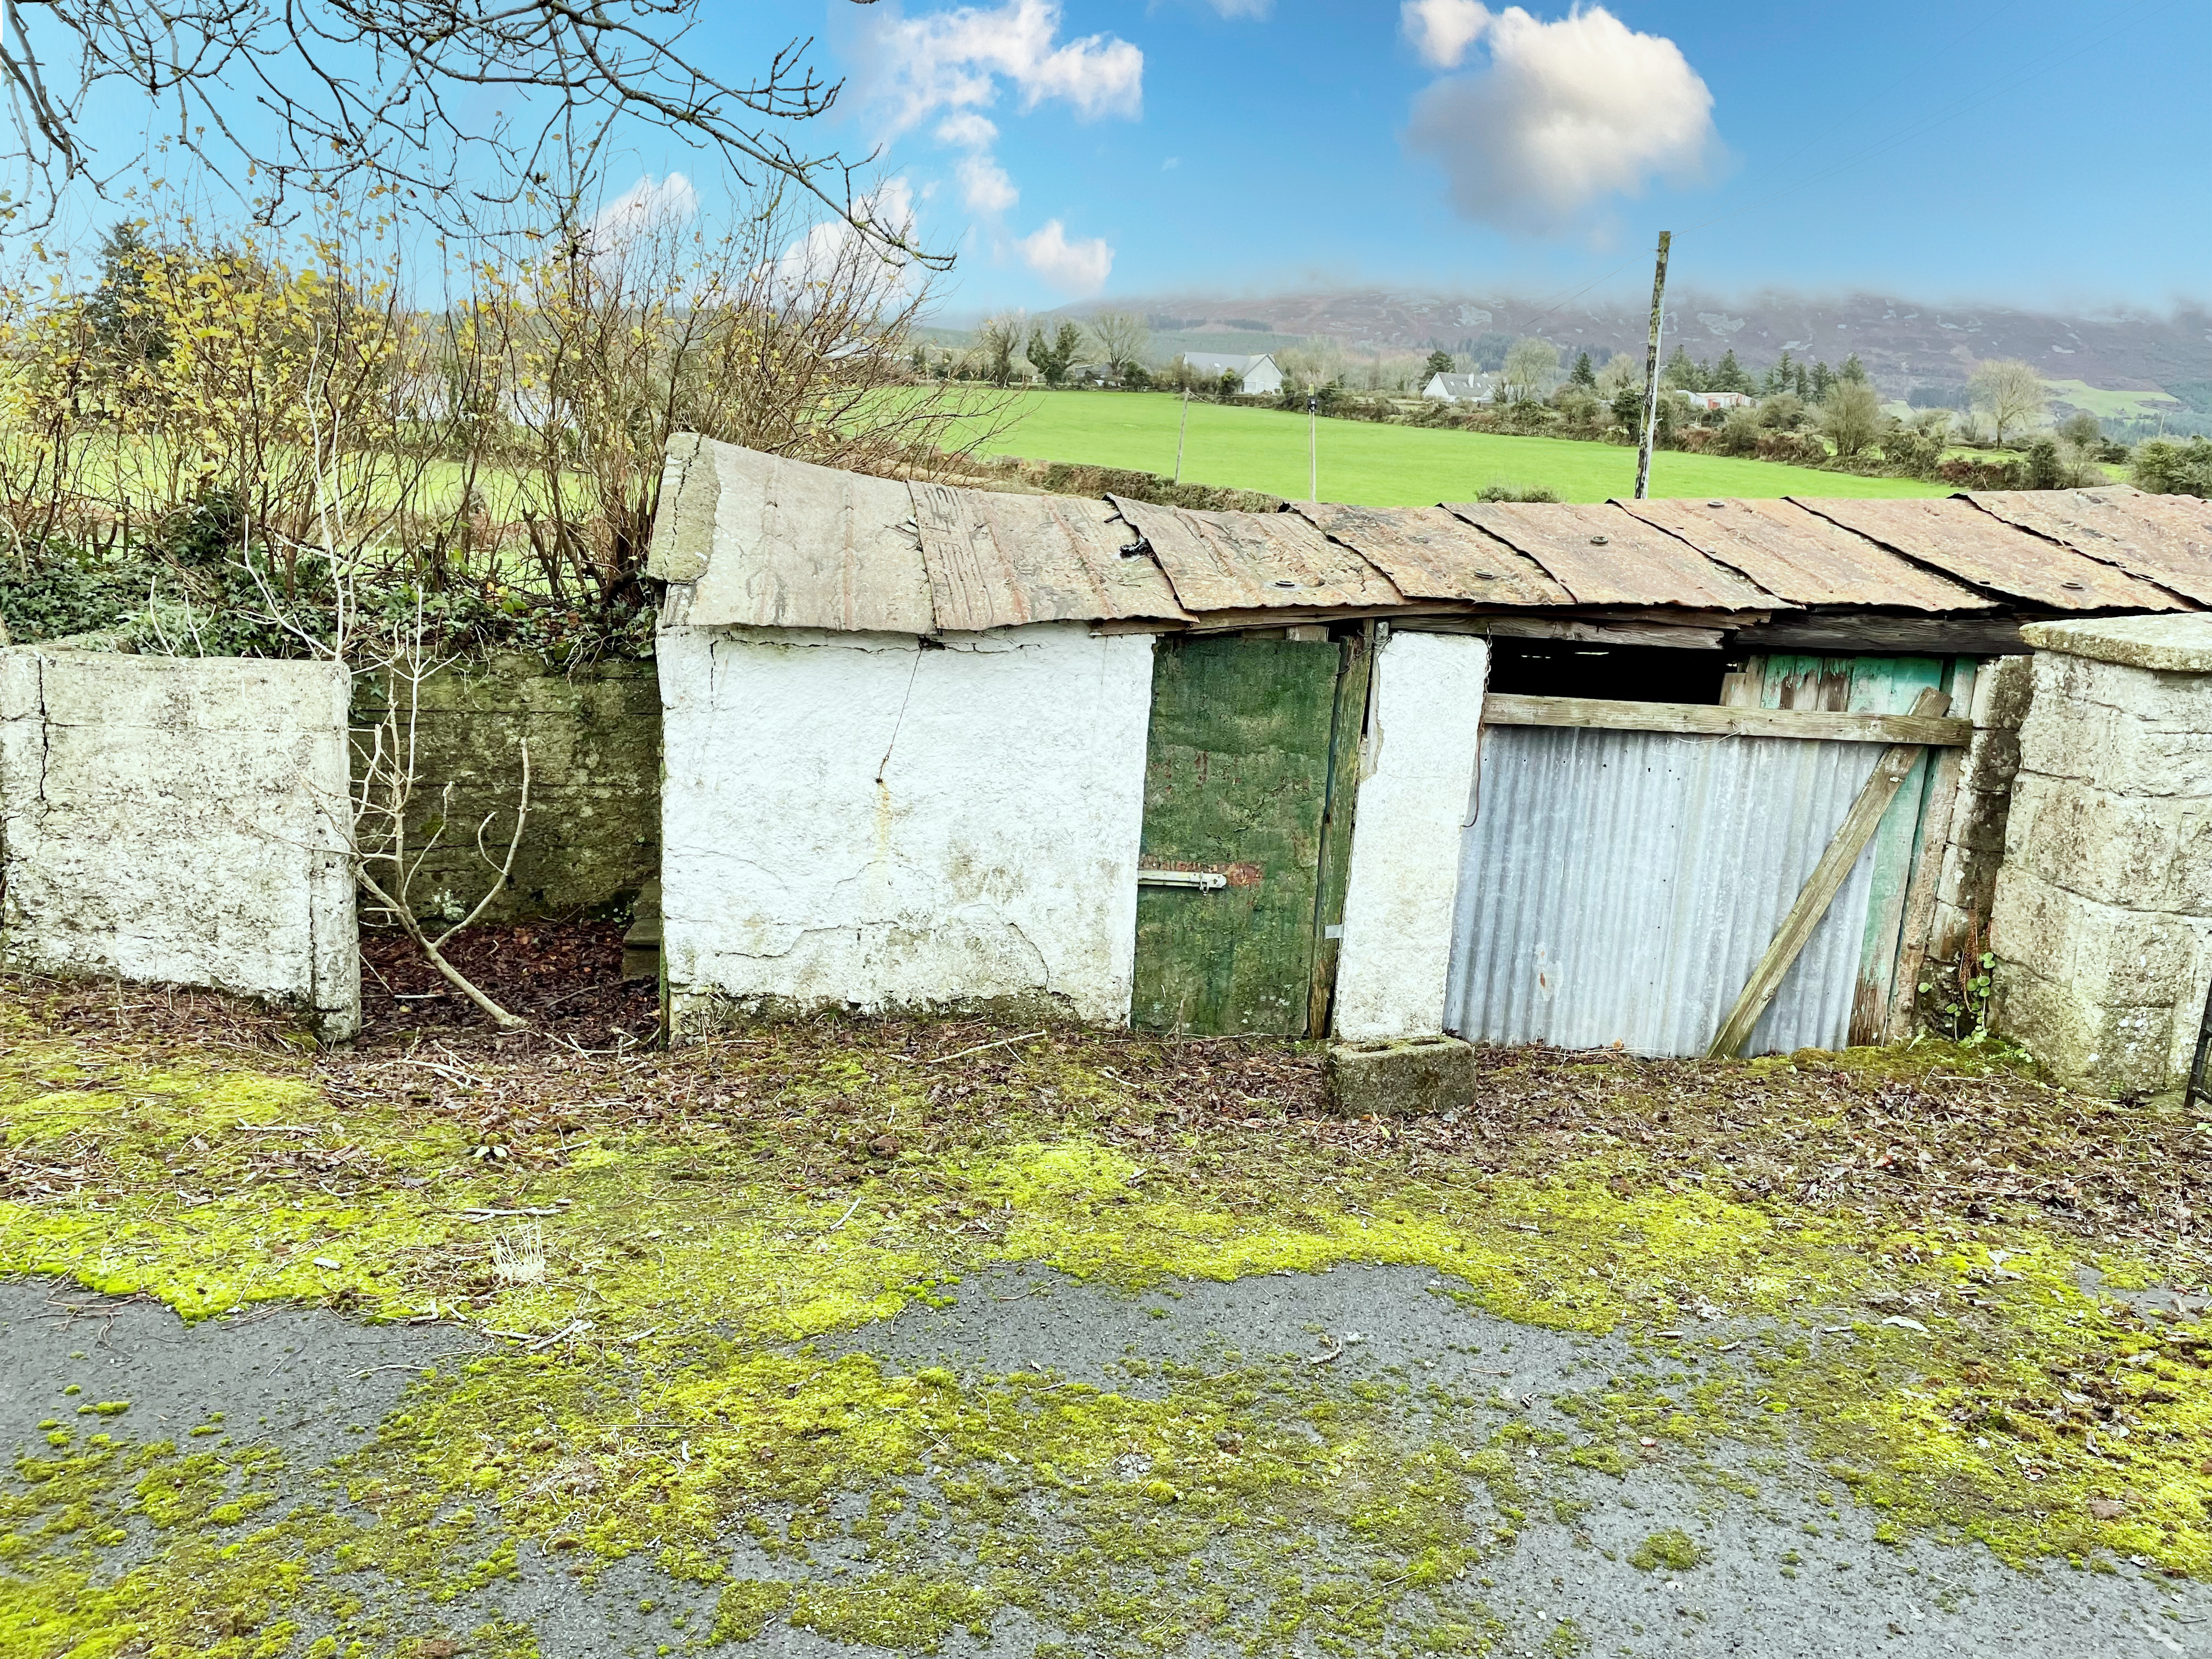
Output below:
[1174,387,1189,484]
[1308,390,1318,501]
[1634,230,1672,501]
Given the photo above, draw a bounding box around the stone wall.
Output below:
[1990,615,2212,1096]
[0,647,359,1037]
[1923,654,2033,970]
[658,622,1155,1038]
[352,652,661,926]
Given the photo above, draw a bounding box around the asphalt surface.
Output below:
[4,1268,2206,1658]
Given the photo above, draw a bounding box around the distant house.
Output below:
[1182,352,1284,396]
[1677,390,1754,411]
[1423,372,1496,405]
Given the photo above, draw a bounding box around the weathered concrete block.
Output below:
[1325,1036,1478,1119]
[1994,963,2173,1096]
[2022,613,2212,675]
[1959,727,2021,794]
[1969,653,2034,731]
[1990,865,2197,1007]
[2019,694,2212,798]
[2005,774,2212,909]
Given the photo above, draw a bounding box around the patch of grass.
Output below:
[951,390,1954,506]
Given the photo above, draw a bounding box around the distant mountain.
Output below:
[1055,287,2212,416]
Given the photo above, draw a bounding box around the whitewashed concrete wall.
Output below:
[0,648,359,1037]
[659,622,1155,1036]
[1333,630,1490,1040]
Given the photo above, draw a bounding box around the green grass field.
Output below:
[966,391,1953,506]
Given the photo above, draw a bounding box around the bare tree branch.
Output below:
[0,0,941,264]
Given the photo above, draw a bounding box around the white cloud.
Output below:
[861,0,1143,136]
[585,173,697,255]
[934,112,999,149]
[957,154,1020,215]
[1401,0,1491,67]
[1206,0,1273,16]
[1016,219,1113,296]
[769,179,921,303]
[1403,5,1717,232]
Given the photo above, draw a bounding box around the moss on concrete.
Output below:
[2,999,2209,1656]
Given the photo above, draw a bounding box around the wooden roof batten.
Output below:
[648,437,2212,639]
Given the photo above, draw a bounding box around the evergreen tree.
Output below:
[1839,353,1869,384]
[1570,351,1597,390]
[1810,361,1835,401]
[1712,349,1750,393]
[86,219,167,370]
[1763,349,1796,397]
[1660,344,1700,391]
[1423,348,1455,380]
[1025,321,1086,387]
[1793,362,1811,399]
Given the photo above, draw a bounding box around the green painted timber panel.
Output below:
[1753,653,1951,1042]
[1132,634,1342,1036]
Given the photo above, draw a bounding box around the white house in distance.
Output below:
[1423,372,1497,404]
[1183,352,1284,395]
[1678,390,1755,411]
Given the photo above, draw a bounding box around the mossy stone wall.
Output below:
[353,652,660,924]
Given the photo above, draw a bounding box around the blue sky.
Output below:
[640,0,2212,317]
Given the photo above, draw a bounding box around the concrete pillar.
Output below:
[1331,629,1489,1041]
[1988,614,2212,1097]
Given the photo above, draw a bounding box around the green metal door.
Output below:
[1130,633,1358,1036]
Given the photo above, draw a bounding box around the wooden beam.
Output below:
[1707,686,1953,1059]
[1735,614,2029,655]
[1483,693,1971,747]
[1402,616,1728,649]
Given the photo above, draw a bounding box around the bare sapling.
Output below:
[350,602,534,1032]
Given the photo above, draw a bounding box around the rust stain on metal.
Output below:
[1108,495,1406,612]
[1291,501,1571,605]
[911,482,1189,631]
[1792,496,2188,611]
[1444,500,1778,611]
[1618,497,1994,612]
[1962,488,2212,608]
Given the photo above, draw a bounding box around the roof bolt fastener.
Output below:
[1589,535,1610,546]
[2060,579,2086,591]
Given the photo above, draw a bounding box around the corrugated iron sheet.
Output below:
[1445,500,1778,610]
[910,483,1190,631]
[1795,497,2187,611]
[685,444,934,634]
[1445,725,1883,1057]
[1109,495,1406,612]
[1291,501,1572,605]
[1963,488,2212,606]
[1620,497,1994,611]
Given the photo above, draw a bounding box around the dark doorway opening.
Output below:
[1485,639,1729,704]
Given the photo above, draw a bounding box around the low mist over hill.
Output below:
[1053,287,2212,423]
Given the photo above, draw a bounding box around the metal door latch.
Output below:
[1138,869,1227,890]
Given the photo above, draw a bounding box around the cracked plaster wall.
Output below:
[1333,629,1489,1041]
[658,623,1155,1038]
[0,647,358,1038]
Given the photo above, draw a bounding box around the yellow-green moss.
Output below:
[3,1006,2210,1658]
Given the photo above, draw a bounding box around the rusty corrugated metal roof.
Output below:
[1793,496,2188,612]
[1619,496,1995,611]
[1107,495,1406,613]
[1291,501,1571,605]
[910,482,1190,631]
[1963,488,2212,607]
[1443,500,1776,610]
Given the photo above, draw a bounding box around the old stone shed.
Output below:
[647,437,2212,1089]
